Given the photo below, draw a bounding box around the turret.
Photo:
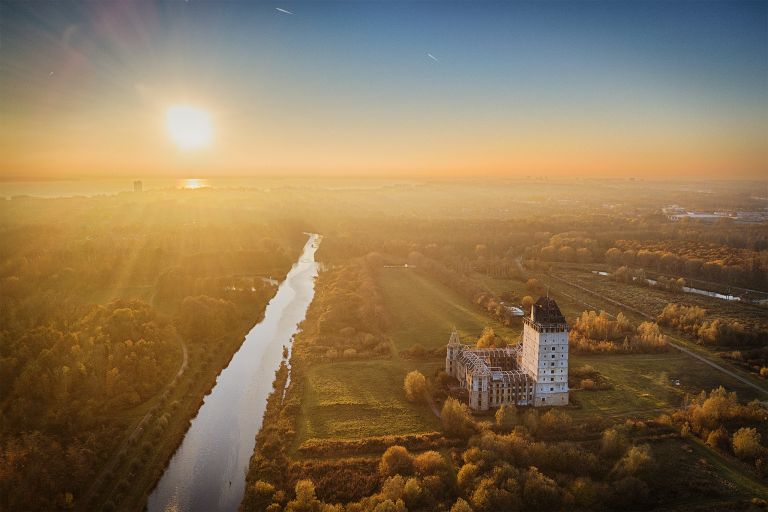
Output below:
[445,329,462,377]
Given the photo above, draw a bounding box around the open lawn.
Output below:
[570,351,765,421]
[377,268,518,351]
[645,437,768,509]
[295,359,442,444]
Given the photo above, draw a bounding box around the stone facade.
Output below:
[446,297,569,411]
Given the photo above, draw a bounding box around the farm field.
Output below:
[391,269,767,418]
[553,266,768,327]
[295,359,443,444]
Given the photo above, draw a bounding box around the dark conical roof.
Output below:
[532,296,566,324]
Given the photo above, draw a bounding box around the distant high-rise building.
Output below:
[133,180,143,193]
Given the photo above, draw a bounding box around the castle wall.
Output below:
[446,300,570,411]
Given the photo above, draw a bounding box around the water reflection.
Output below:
[147,234,321,512]
[180,178,209,189]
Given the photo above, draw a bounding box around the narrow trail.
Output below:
[79,338,189,509]
[425,391,441,418]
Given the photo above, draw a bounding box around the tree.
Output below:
[450,498,473,512]
[600,428,627,458]
[476,327,496,348]
[605,248,623,266]
[732,427,763,461]
[526,279,542,295]
[403,371,427,402]
[457,463,479,490]
[522,467,561,511]
[285,479,325,512]
[521,296,534,312]
[414,451,448,477]
[612,444,653,478]
[243,481,277,511]
[495,404,517,431]
[706,427,729,451]
[441,397,475,438]
[569,477,601,509]
[380,446,415,477]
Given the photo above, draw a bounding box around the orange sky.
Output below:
[1,1,766,179]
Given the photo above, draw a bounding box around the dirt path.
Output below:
[79,338,189,510]
[425,391,441,418]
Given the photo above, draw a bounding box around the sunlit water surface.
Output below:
[147,233,320,512]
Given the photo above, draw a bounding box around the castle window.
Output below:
[551,354,555,358]
[550,387,554,391]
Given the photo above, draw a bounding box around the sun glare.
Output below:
[166,105,212,150]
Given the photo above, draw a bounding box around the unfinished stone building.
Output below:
[445,296,569,411]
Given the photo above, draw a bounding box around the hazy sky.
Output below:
[1,0,766,179]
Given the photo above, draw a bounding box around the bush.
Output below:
[495,404,516,431]
[380,446,415,477]
[732,427,763,461]
[441,398,475,439]
[403,371,427,402]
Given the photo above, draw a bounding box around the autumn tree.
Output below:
[403,371,427,402]
[441,397,475,439]
[732,428,763,461]
[380,446,415,477]
[495,404,517,431]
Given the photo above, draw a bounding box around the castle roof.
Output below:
[531,296,566,325]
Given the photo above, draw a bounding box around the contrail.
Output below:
[427,53,439,62]
[275,7,293,15]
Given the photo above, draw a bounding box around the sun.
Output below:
[166,105,212,150]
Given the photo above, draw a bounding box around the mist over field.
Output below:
[1,1,767,511]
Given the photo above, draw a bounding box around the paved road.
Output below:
[666,339,768,397]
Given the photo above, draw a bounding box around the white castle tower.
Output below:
[521,297,570,406]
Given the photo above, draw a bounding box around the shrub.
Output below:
[403,371,427,402]
[495,404,517,431]
[441,398,475,439]
[380,446,415,477]
[732,427,763,461]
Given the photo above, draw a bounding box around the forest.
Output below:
[2,179,766,511]
[0,191,303,511]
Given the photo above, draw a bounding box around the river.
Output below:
[147,233,321,512]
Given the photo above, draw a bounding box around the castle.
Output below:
[445,296,569,411]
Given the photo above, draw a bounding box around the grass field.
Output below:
[377,268,518,351]
[570,351,765,420]
[645,437,768,508]
[296,359,442,443]
[293,267,516,448]
[296,266,765,456]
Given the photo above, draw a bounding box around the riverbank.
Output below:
[146,234,321,512]
[82,299,277,512]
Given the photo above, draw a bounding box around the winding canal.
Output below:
[147,233,321,512]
